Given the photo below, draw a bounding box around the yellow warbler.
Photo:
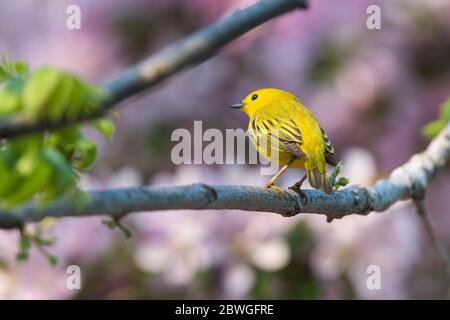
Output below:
[229,88,337,195]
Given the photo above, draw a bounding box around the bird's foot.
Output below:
[266,183,284,193]
[288,183,307,205]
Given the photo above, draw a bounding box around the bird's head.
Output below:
[228,88,295,117]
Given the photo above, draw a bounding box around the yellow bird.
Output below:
[229,88,337,196]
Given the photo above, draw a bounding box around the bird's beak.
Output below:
[228,102,244,109]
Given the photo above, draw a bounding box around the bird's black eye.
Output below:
[251,94,258,101]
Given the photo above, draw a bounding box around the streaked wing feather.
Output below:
[252,116,306,159]
[321,127,337,166]
[284,141,306,158]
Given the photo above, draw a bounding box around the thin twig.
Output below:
[413,199,450,299]
[413,200,450,270]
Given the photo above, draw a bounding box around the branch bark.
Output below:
[0,123,449,230]
[0,0,307,139]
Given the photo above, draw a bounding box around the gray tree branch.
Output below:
[0,123,449,230]
[0,0,307,139]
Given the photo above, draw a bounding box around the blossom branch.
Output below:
[0,124,449,230]
[0,0,308,139]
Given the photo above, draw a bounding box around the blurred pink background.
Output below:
[0,0,449,299]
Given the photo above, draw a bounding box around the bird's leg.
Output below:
[266,165,289,192]
[289,173,307,205]
[265,158,295,193]
[289,173,306,192]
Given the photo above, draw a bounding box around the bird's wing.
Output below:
[321,127,337,166]
[250,116,307,159]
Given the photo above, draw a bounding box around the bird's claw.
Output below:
[288,184,307,205]
[266,183,284,193]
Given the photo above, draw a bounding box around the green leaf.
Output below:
[12,134,44,175]
[422,98,450,139]
[0,162,20,198]
[102,219,117,230]
[4,161,53,207]
[45,253,58,266]
[92,118,115,140]
[39,170,78,207]
[46,126,82,154]
[0,55,28,81]
[84,84,105,107]
[440,99,450,121]
[0,87,20,114]
[62,76,104,121]
[329,161,350,191]
[335,177,350,190]
[16,234,31,262]
[422,119,446,139]
[48,75,76,121]
[72,139,97,169]
[15,230,58,266]
[13,62,28,75]
[22,67,62,119]
[102,218,132,238]
[65,79,84,121]
[19,64,104,122]
[10,133,43,149]
[15,147,39,175]
[330,161,343,186]
[337,177,350,186]
[39,147,77,206]
[32,234,58,266]
[0,78,25,115]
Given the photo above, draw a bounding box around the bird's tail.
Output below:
[306,168,333,194]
